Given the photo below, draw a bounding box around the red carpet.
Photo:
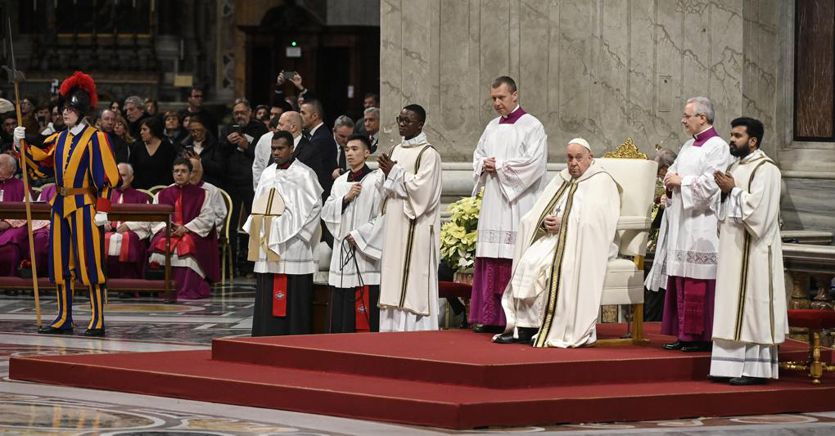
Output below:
[9,323,835,429]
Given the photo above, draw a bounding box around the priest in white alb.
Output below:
[322,134,385,332]
[244,130,322,336]
[377,104,443,332]
[470,76,548,334]
[494,138,620,347]
[710,117,787,385]
[661,96,732,352]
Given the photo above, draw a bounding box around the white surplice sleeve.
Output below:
[493,123,548,202]
[349,172,386,259]
[383,149,441,221]
[725,163,780,240]
[322,176,349,238]
[267,170,323,252]
[680,142,730,213]
[183,194,215,238]
[472,128,490,195]
[251,132,273,191]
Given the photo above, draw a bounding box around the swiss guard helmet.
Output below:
[57,71,98,118]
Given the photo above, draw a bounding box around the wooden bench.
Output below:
[0,202,176,301]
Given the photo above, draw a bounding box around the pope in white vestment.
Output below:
[470,77,548,331]
[709,118,786,384]
[495,139,620,348]
[378,105,443,332]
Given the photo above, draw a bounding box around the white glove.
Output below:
[94,212,108,227]
[13,126,25,148]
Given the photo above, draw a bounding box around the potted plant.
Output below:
[440,193,481,284]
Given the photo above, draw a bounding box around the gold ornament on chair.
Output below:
[603,137,648,160]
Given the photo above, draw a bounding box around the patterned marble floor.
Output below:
[0,281,834,435]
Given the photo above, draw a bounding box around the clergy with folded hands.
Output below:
[144,157,220,300]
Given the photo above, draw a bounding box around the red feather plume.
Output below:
[58,71,98,108]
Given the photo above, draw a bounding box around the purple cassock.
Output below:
[0,178,30,276]
[105,187,150,279]
[149,184,220,300]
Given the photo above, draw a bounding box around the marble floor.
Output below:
[1,281,834,435]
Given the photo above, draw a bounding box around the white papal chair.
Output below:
[596,139,658,345]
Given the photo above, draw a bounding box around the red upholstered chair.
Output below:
[438,281,471,329]
[781,309,835,384]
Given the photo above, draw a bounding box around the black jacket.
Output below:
[219,119,269,189]
[182,133,225,188]
[302,124,338,198]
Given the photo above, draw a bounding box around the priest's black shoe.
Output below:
[83,328,106,337]
[729,376,768,386]
[708,375,732,383]
[493,333,518,344]
[38,326,73,335]
[473,324,504,334]
[680,341,711,352]
[663,341,685,350]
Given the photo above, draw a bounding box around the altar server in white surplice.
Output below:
[494,138,620,348]
[377,104,442,332]
[322,134,386,333]
[244,130,323,336]
[710,117,787,386]
[470,76,548,333]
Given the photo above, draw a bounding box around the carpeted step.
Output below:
[211,329,815,388]
[9,349,835,430]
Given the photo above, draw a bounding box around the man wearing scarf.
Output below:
[493,138,620,347]
[147,157,220,300]
[244,130,322,336]
[322,134,385,333]
[660,97,732,352]
[470,76,548,334]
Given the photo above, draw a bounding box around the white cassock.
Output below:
[664,128,731,280]
[243,160,323,275]
[500,162,620,347]
[199,181,228,231]
[710,149,787,379]
[472,107,548,258]
[322,167,385,288]
[378,132,443,332]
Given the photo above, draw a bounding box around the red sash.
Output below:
[104,231,133,262]
[151,187,197,257]
[272,274,288,317]
[354,286,370,331]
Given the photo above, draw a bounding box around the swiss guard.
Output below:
[14,71,120,337]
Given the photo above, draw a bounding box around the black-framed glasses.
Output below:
[395,116,416,125]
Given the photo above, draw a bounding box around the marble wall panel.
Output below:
[380,0,778,177]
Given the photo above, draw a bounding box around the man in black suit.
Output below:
[299,99,338,200]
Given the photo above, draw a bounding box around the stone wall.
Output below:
[380,0,835,233]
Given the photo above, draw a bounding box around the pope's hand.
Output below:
[94,212,108,227]
[543,214,561,234]
[13,126,25,148]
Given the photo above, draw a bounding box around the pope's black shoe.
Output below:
[493,333,517,344]
[680,341,712,352]
[38,326,73,335]
[473,324,504,334]
[83,328,106,337]
[663,340,685,350]
[729,376,768,386]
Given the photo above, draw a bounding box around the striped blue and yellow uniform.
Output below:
[23,124,120,331]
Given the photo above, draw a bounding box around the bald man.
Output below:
[494,138,621,348]
[106,163,151,279]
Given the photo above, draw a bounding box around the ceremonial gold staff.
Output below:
[3,18,42,327]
